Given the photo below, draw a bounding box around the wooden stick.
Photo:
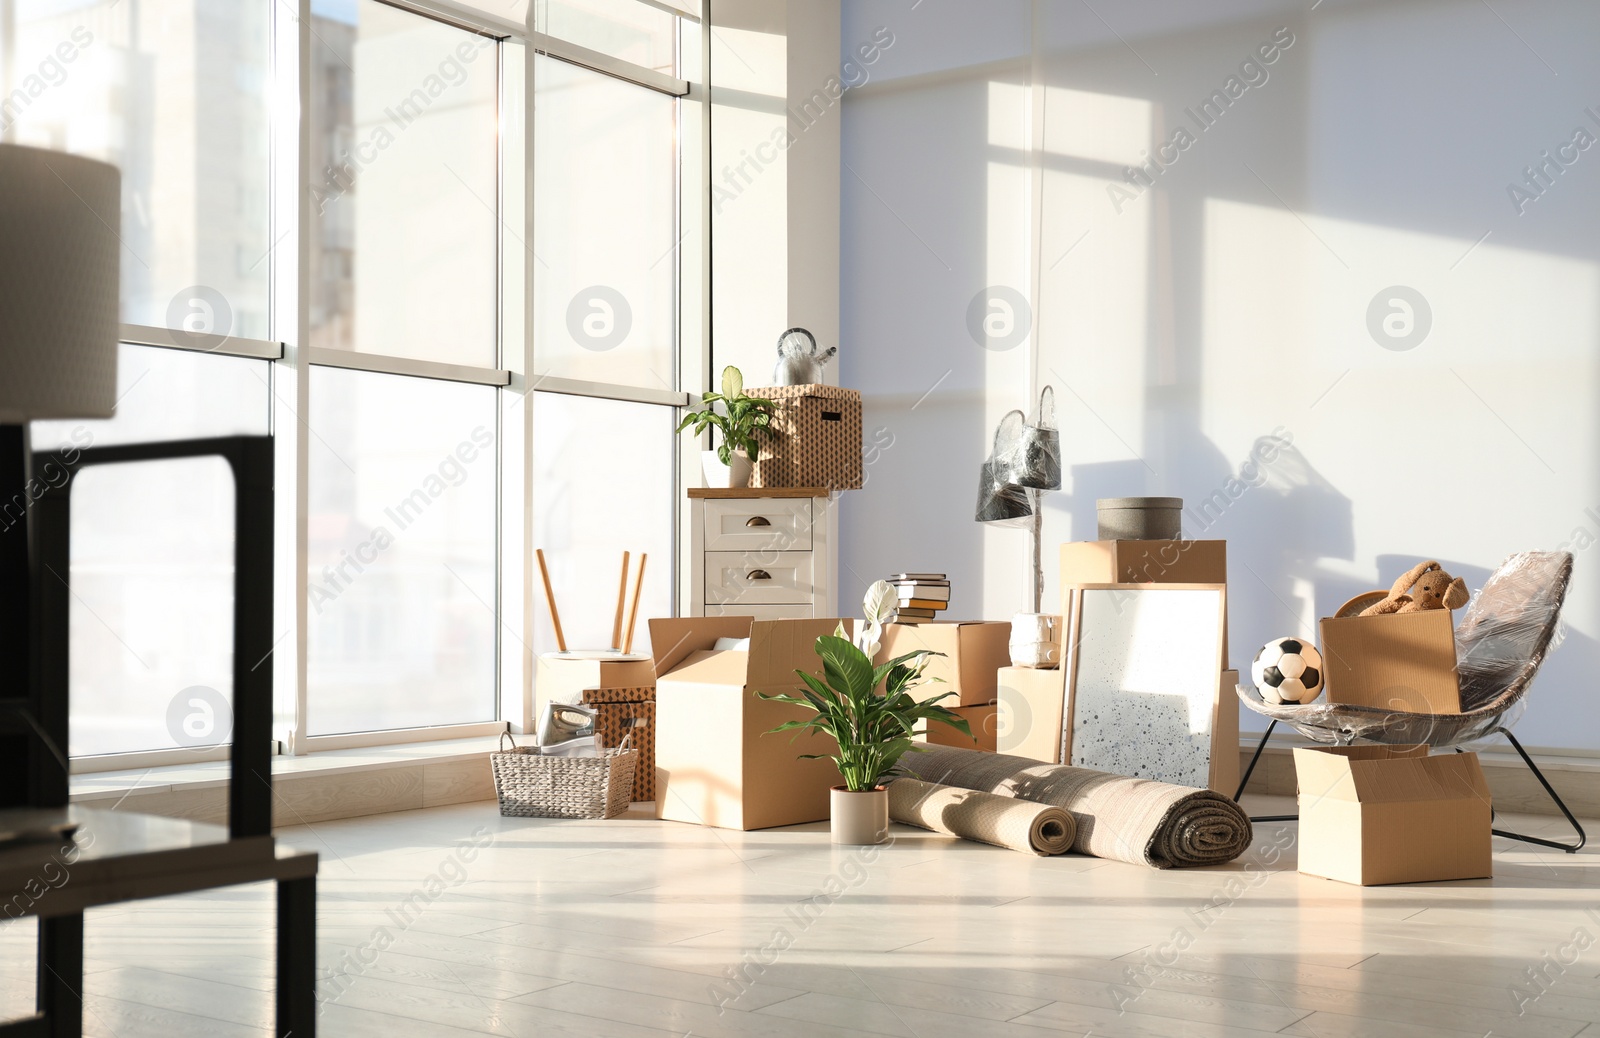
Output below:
[611,551,630,651]
[623,553,648,655]
[535,549,567,652]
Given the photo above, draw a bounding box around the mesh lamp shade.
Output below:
[0,144,121,422]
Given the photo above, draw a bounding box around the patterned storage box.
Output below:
[746,384,863,490]
[581,687,656,803]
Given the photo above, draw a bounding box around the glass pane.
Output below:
[3,0,273,338]
[31,344,271,450]
[308,0,499,366]
[307,367,498,735]
[533,56,675,387]
[532,393,673,661]
[68,458,237,758]
[533,0,677,74]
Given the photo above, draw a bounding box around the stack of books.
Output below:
[887,572,950,621]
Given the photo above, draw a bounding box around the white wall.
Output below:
[840,0,1600,751]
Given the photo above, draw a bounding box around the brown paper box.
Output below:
[583,696,656,803]
[746,384,863,490]
[1061,539,1229,655]
[1211,670,1240,798]
[1319,609,1461,714]
[648,616,852,831]
[997,666,1066,763]
[922,702,998,752]
[1295,745,1491,886]
[536,654,654,706]
[875,621,1012,706]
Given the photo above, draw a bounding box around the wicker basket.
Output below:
[490,730,638,819]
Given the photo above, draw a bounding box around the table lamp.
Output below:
[0,143,122,805]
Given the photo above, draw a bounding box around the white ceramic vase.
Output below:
[830,786,889,845]
[1009,612,1062,669]
[701,449,753,489]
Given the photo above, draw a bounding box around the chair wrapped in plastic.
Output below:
[1236,552,1581,851]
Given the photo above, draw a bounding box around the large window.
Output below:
[11,0,697,765]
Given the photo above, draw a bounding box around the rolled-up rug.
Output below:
[888,778,1075,856]
[898,746,1253,868]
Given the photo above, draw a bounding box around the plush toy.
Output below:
[772,327,837,386]
[1358,560,1470,616]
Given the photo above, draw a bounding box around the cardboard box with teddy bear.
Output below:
[1320,561,1468,714]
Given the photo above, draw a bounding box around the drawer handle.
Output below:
[745,516,772,527]
[747,569,772,581]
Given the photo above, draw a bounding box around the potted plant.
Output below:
[676,365,778,488]
[758,582,971,845]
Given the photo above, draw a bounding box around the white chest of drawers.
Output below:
[686,488,835,619]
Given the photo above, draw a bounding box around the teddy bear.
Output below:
[772,327,837,386]
[1358,560,1470,616]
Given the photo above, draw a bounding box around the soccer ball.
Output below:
[1252,638,1324,705]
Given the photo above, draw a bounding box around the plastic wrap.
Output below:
[1000,386,1062,490]
[1237,551,1573,746]
[975,410,1033,526]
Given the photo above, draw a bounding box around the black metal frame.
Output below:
[0,433,316,1037]
[1235,719,1587,853]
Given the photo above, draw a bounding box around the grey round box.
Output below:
[1097,497,1182,541]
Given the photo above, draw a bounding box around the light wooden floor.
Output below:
[3,795,1599,1037]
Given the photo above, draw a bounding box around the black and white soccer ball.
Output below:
[1251,637,1324,704]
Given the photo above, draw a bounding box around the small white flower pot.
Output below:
[830,785,889,845]
[701,449,753,489]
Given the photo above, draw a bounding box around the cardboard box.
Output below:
[875,621,1011,706]
[536,653,654,706]
[581,689,656,803]
[1294,745,1491,886]
[997,666,1066,763]
[1211,670,1240,798]
[746,384,863,490]
[923,702,997,752]
[648,615,851,831]
[1319,610,1461,714]
[1061,539,1229,655]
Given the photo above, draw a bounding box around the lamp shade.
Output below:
[0,144,120,423]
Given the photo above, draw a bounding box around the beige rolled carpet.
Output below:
[888,778,1075,856]
[898,747,1253,868]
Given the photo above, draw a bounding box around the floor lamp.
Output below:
[0,143,121,808]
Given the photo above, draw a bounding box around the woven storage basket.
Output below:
[491,730,637,819]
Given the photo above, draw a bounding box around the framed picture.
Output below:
[1061,583,1228,789]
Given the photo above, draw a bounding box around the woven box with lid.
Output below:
[747,384,863,490]
[581,687,656,803]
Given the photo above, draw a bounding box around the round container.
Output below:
[830,786,889,845]
[1097,497,1182,541]
[1009,612,1062,669]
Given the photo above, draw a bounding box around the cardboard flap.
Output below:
[649,616,753,676]
[747,618,853,690]
[663,648,751,687]
[1347,754,1491,804]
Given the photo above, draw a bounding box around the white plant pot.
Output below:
[701,449,752,489]
[830,786,889,845]
[1009,612,1062,669]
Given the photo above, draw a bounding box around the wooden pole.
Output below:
[611,551,630,651]
[535,549,567,652]
[623,553,648,654]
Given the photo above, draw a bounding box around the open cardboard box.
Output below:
[648,616,851,831]
[1295,744,1491,886]
[1319,609,1462,714]
[875,621,1011,706]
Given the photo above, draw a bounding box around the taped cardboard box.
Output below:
[922,702,997,752]
[581,688,656,803]
[875,621,1011,707]
[1295,745,1491,886]
[536,654,654,706]
[648,615,851,831]
[997,666,1066,763]
[746,384,863,490]
[1319,609,1461,714]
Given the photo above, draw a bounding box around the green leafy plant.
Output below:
[758,628,971,792]
[675,365,779,465]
